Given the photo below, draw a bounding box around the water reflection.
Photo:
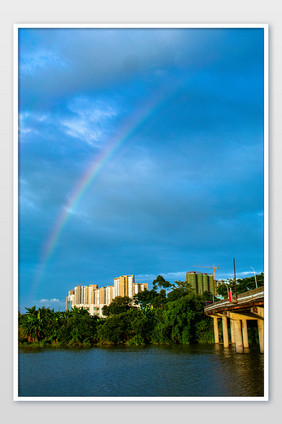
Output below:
[18,344,264,397]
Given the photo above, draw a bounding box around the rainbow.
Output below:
[32,84,181,293]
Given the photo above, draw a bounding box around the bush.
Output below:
[126,335,146,345]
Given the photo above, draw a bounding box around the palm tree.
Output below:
[21,306,46,342]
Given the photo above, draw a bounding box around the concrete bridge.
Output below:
[204,286,264,353]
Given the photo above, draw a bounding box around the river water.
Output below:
[18,344,264,398]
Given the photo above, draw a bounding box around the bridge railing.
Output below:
[204,286,264,314]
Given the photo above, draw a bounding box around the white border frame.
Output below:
[13,23,269,402]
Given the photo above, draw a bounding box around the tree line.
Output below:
[216,273,264,298]
[18,274,263,347]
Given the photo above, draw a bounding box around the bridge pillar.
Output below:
[242,320,249,349]
[213,317,219,343]
[222,316,229,347]
[230,319,235,344]
[257,319,264,354]
[234,319,244,353]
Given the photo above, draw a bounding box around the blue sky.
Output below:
[18,27,265,311]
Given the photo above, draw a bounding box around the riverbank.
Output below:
[19,288,260,348]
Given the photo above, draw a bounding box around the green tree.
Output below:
[216,282,230,299]
[102,296,132,316]
[218,273,264,299]
[20,306,50,342]
[129,308,156,344]
[151,294,207,344]
[236,273,264,294]
[202,291,214,301]
[97,311,132,344]
[152,275,172,291]
[172,280,191,291]
[133,289,158,310]
[166,280,192,301]
[57,307,98,345]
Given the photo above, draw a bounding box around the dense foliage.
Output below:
[19,274,263,347]
[18,306,100,346]
[216,273,264,298]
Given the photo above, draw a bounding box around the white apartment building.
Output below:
[106,286,114,305]
[74,285,81,304]
[66,275,148,318]
[66,290,75,311]
[83,286,89,304]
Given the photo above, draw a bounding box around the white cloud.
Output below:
[61,118,102,146]
[135,271,186,283]
[68,97,117,120]
[60,96,118,146]
[218,271,263,280]
[19,112,50,139]
[21,49,67,74]
[36,298,66,311]
[39,298,60,303]
[135,270,263,284]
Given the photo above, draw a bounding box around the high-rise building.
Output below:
[99,287,107,305]
[133,283,140,295]
[133,282,149,294]
[74,285,81,304]
[94,289,100,305]
[127,275,134,298]
[83,286,89,304]
[66,290,74,311]
[186,272,197,292]
[186,272,215,295]
[106,285,114,305]
[66,275,148,318]
[88,284,98,304]
[140,283,149,291]
[114,275,135,297]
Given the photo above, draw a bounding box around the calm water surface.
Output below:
[18,344,264,397]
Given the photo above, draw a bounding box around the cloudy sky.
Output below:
[18,27,265,311]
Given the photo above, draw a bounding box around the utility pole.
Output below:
[250,267,258,289]
[233,258,238,301]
